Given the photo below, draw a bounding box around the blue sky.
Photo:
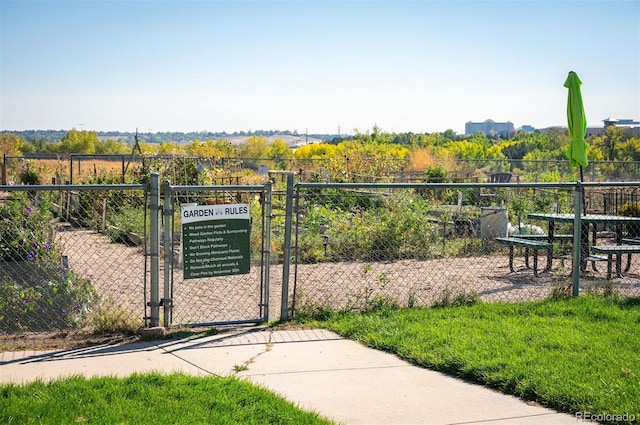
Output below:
[1,0,639,135]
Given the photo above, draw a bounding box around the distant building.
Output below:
[465,119,514,138]
[519,125,535,133]
[605,118,640,127]
[585,118,640,137]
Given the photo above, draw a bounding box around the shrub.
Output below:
[0,192,57,262]
[0,264,97,332]
[53,187,146,243]
[424,164,449,182]
[0,192,98,332]
[302,187,385,213]
[104,206,147,245]
[299,193,441,262]
[618,201,640,217]
[618,201,640,237]
[17,160,42,185]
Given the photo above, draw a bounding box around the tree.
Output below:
[0,133,24,156]
[353,125,394,144]
[442,129,460,141]
[444,140,486,160]
[502,133,552,160]
[157,142,183,155]
[407,146,455,171]
[601,126,629,161]
[94,138,129,154]
[55,129,98,154]
[237,136,269,159]
[137,142,157,154]
[20,137,50,153]
[332,140,408,177]
[293,143,337,159]
[185,139,209,157]
[545,128,570,151]
[214,139,236,158]
[614,136,640,162]
[268,139,293,169]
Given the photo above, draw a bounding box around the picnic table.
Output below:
[527,213,640,277]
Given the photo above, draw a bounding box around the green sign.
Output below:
[181,204,251,279]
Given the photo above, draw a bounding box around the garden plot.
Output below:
[54,224,640,325]
[54,224,148,318]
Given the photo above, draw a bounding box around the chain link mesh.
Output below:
[1,185,148,335]
[291,183,640,316]
[2,181,640,343]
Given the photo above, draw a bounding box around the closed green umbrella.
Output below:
[565,71,588,283]
[564,71,588,169]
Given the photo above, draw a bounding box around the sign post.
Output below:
[181,204,251,279]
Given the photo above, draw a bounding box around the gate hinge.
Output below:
[148,299,172,308]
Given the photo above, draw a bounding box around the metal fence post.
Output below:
[2,153,6,185]
[572,182,583,297]
[281,172,295,321]
[263,181,273,322]
[149,172,161,327]
[163,180,172,327]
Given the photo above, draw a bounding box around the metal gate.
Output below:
[159,180,273,327]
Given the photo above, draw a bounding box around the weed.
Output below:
[602,280,618,297]
[233,364,249,372]
[91,299,141,335]
[548,282,572,300]
[432,286,480,307]
[406,290,417,308]
[291,287,337,321]
[346,269,399,313]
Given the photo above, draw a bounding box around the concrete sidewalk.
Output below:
[1,327,578,424]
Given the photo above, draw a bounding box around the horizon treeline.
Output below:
[2,125,640,168]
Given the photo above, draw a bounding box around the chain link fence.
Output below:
[0,180,276,341]
[7,154,640,186]
[3,178,640,346]
[0,184,149,338]
[289,182,640,316]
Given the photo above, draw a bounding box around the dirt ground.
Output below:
[2,226,638,349]
[52,227,640,326]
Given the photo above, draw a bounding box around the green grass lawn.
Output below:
[0,373,334,425]
[297,294,640,419]
[2,294,638,423]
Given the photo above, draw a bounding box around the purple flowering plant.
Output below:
[17,160,41,185]
[0,191,57,262]
[0,191,97,332]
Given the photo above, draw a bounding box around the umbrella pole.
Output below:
[580,166,586,215]
[577,177,589,277]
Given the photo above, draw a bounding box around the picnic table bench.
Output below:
[495,237,552,276]
[590,244,640,279]
[516,234,573,242]
[517,234,573,267]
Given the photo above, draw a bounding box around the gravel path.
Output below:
[55,226,640,327]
